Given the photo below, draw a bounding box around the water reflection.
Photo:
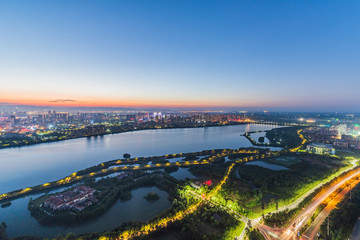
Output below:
[0,124,280,194]
[1,186,171,238]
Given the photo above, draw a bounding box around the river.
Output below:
[0,123,279,238]
[0,124,279,194]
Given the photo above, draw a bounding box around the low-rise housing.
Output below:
[43,185,97,212]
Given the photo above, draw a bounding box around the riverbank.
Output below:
[0,120,305,151]
[0,122,250,150]
[0,123,283,195]
[0,148,265,204]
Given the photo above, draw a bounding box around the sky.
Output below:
[0,0,359,111]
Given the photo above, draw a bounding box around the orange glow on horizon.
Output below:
[0,89,312,110]
[0,95,265,109]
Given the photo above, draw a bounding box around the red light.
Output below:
[204,180,212,186]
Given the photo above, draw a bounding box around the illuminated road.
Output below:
[281,167,360,240]
[303,179,359,240]
[269,159,358,216]
[258,165,360,240]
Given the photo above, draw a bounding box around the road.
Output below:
[234,160,358,240]
[258,166,360,240]
[250,160,358,226]
[303,179,360,239]
[275,159,358,215]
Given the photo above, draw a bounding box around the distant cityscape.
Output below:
[0,108,253,148]
[1,108,360,151]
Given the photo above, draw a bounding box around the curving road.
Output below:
[257,164,360,240]
[303,179,359,239]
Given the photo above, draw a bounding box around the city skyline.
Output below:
[1,1,360,111]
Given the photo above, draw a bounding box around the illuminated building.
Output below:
[330,124,347,136]
[5,121,12,131]
[306,143,335,155]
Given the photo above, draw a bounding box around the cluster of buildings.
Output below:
[0,110,250,149]
[304,123,360,154]
[42,185,97,212]
[333,134,360,149]
[2,110,359,136]
[0,110,249,133]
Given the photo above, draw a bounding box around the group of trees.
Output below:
[263,166,352,227]
[265,127,303,149]
[28,171,178,226]
[246,228,265,240]
[238,156,341,201]
[0,222,7,240]
[189,164,227,179]
[165,204,243,240]
[320,182,360,239]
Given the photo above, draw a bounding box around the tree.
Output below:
[0,222,8,240]
[247,220,252,229]
[123,153,131,159]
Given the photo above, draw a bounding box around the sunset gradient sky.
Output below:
[0,1,359,111]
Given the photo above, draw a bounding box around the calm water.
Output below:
[1,186,171,238]
[0,124,280,238]
[170,167,196,180]
[245,161,289,171]
[0,124,278,194]
[250,132,270,144]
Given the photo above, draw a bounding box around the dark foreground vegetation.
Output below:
[264,166,360,228]
[265,126,304,149]
[239,153,346,203]
[127,204,244,240]
[320,181,360,239]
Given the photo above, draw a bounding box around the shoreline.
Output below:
[0,120,301,151]
[0,148,266,203]
[0,122,250,151]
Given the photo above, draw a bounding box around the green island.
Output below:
[28,171,176,225]
[1,202,11,208]
[144,192,160,201]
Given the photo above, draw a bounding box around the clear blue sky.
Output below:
[0,0,359,111]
